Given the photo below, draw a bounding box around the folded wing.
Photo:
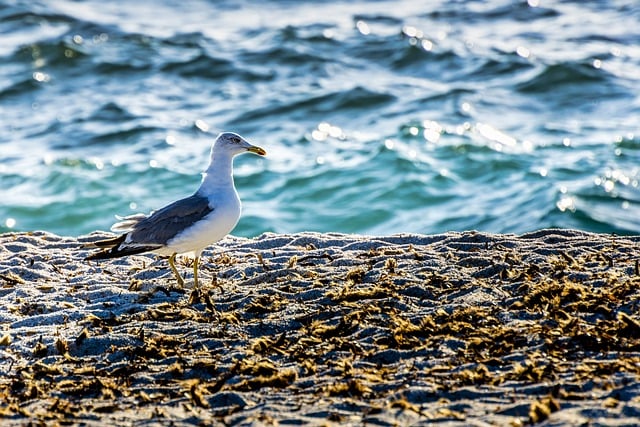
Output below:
[85,193,214,260]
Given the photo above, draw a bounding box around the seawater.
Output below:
[1,0,639,237]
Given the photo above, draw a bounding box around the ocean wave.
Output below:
[232,86,395,124]
[161,53,235,79]
[516,61,617,93]
[89,102,138,122]
[426,1,558,22]
[0,77,39,99]
[468,55,534,81]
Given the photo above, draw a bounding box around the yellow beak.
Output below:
[247,146,267,156]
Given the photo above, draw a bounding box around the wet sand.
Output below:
[1,229,639,426]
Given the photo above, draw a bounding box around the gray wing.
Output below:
[128,193,214,245]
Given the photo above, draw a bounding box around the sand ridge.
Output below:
[0,229,639,426]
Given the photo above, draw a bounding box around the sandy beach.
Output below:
[0,229,639,426]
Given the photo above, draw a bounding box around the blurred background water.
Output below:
[1,0,639,238]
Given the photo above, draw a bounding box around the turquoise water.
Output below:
[1,0,639,237]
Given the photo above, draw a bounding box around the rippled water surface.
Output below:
[1,0,639,237]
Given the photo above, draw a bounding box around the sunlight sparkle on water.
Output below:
[557,196,576,212]
[89,157,104,170]
[516,46,530,59]
[455,123,472,135]
[93,33,109,43]
[195,119,209,132]
[422,120,442,143]
[312,122,344,141]
[476,123,517,148]
[402,26,422,38]
[165,134,177,145]
[5,218,16,228]
[32,72,50,82]
[323,29,335,39]
[356,20,370,35]
[596,169,634,191]
[608,169,630,186]
[421,39,433,51]
[311,130,326,141]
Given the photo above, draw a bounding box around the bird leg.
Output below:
[168,253,185,288]
[193,256,200,289]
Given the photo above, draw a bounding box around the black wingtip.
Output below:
[85,249,117,261]
[84,235,158,261]
[85,246,158,261]
[84,234,127,248]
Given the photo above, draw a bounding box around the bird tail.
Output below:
[83,235,126,249]
[84,235,159,260]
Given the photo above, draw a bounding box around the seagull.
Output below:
[85,132,266,289]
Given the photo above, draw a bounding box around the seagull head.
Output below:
[212,132,267,157]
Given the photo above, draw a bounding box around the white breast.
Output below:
[164,192,241,257]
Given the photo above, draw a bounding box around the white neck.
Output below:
[197,150,236,196]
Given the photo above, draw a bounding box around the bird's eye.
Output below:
[231,136,241,144]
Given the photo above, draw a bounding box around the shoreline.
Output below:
[1,229,639,426]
